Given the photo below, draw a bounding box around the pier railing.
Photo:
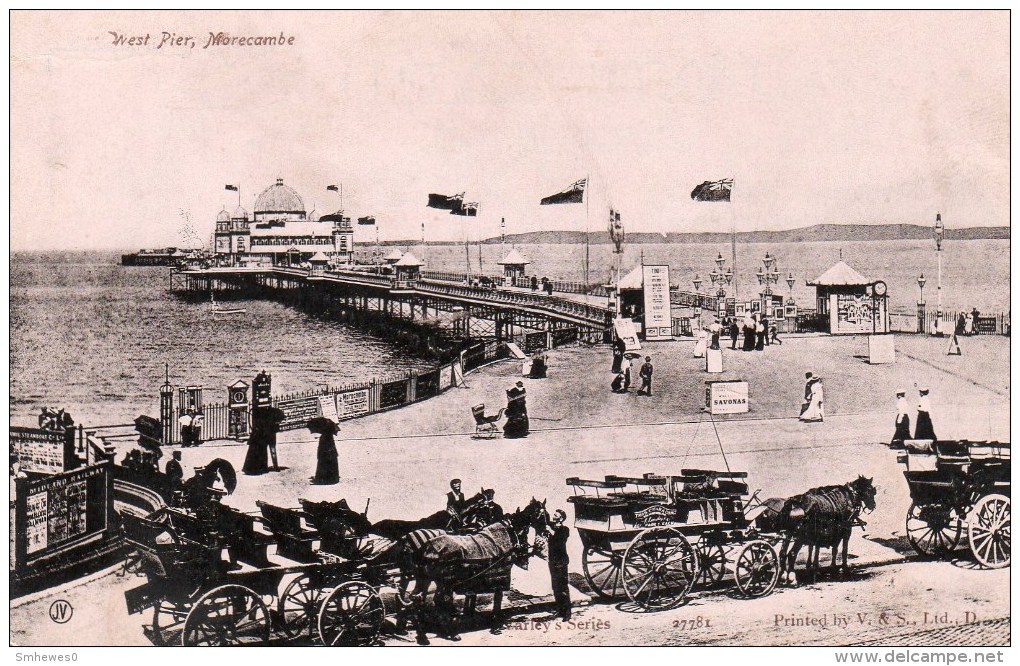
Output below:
[416,280,612,325]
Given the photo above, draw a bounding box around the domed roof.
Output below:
[232,205,248,220]
[255,178,305,214]
[216,208,230,222]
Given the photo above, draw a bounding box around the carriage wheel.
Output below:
[734,540,780,598]
[968,494,1011,569]
[906,502,962,557]
[152,598,190,646]
[182,585,271,646]
[696,542,727,586]
[317,581,385,646]
[582,545,624,599]
[278,574,329,639]
[622,527,699,611]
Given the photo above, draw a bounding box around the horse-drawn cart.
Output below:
[566,470,781,610]
[898,440,1010,568]
[122,500,402,646]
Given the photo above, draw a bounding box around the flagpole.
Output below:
[731,177,737,299]
[584,173,590,291]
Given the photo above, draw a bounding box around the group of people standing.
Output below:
[725,314,778,352]
[891,387,937,446]
[610,340,653,395]
[955,309,983,336]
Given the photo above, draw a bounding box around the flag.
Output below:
[427,192,464,210]
[540,178,586,205]
[327,185,339,192]
[357,216,376,225]
[451,202,478,217]
[690,178,733,202]
[225,184,238,191]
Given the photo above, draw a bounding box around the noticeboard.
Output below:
[277,396,321,430]
[11,427,73,475]
[337,389,370,420]
[22,463,109,560]
[642,265,672,340]
[706,380,749,414]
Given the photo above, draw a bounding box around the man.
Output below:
[915,388,937,440]
[729,319,740,350]
[971,308,981,335]
[637,356,654,396]
[178,409,195,447]
[191,412,205,446]
[165,451,184,503]
[546,509,571,621]
[621,355,633,391]
[446,479,467,519]
[799,373,814,418]
[891,389,912,448]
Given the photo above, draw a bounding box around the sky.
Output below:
[9,10,1010,251]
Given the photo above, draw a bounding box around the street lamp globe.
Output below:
[917,273,926,290]
[693,275,702,292]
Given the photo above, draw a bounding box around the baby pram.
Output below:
[472,404,505,439]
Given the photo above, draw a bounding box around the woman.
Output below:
[891,389,912,447]
[914,388,937,440]
[504,381,530,438]
[742,315,756,351]
[693,328,707,358]
[309,418,340,485]
[611,341,624,373]
[799,377,824,423]
[242,406,284,475]
[755,319,766,351]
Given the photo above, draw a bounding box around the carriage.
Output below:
[121,499,403,647]
[898,440,1010,569]
[566,470,781,611]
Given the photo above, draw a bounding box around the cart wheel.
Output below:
[317,581,385,646]
[182,585,271,646]
[968,494,1011,569]
[734,540,780,598]
[582,545,624,599]
[906,502,962,557]
[152,598,189,646]
[622,527,699,611]
[278,573,329,639]
[696,542,727,586]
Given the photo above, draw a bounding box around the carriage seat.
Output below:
[217,506,274,568]
[257,501,319,563]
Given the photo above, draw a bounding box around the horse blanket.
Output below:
[418,523,516,593]
[781,485,857,544]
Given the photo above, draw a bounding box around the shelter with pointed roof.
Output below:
[497,248,530,280]
[394,251,423,282]
[807,260,888,334]
[383,249,405,264]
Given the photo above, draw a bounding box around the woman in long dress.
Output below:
[242,408,272,475]
[742,316,756,351]
[914,389,937,440]
[310,419,340,485]
[693,328,707,358]
[799,378,824,422]
[891,390,912,447]
[504,381,530,438]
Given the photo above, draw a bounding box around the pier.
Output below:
[171,266,616,344]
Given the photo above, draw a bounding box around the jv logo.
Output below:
[48,599,73,624]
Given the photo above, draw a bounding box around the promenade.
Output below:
[11,332,1010,646]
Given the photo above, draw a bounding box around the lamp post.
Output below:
[934,213,945,330]
[785,272,796,305]
[756,252,781,297]
[708,253,733,317]
[917,273,927,335]
[692,275,703,328]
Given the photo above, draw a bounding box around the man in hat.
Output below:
[891,389,912,448]
[165,451,184,503]
[446,479,467,518]
[545,509,572,621]
[637,356,654,396]
[914,388,937,440]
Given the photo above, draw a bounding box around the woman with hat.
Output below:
[308,417,340,485]
[504,381,530,438]
[914,388,937,440]
[891,389,912,448]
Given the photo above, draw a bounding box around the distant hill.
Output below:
[379,223,1008,246]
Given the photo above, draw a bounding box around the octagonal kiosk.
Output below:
[497,248,530,288]
[393,251,422,290]
[807,260,892,363]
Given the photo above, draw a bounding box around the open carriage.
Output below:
[121,499,402,647]
[566,470,780,611]
[898,440,1010,568]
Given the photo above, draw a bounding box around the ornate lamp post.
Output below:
[756,252,781,297]
[708,253,733,320]
[785,272,796,304]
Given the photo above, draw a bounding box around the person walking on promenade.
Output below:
[971,308,981,335]
[610,371,627,393]
[165,450,184,503]
[742,315,756,351]
[956,312,967,336]
[611,339,624,374]
[546,509,572,621]
[755,317,766,351]
[914,388,937,440]
[799,376,824,422]
[709,319,722,350]
[178,409,195,447]
[243,406,284,475]
[770,323,782,345]
[964,312,974,336]
[308,417,340,485]
[761,316,770,346]
[622,354,634,391]
[891,389,912,448]
[693,327,708,358]
[637,356,654,396]
[730,319,740,349]
[504,381,530,438]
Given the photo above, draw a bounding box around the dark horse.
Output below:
[368,491,500,539]
[776,476,877,584]
[396,498,549,645]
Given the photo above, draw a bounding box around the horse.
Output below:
[775,476,877,584]
[396,498,549,646]
[368,491,496,539]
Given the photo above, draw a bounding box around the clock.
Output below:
[231,390,248,404]
[873,281,887,297]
